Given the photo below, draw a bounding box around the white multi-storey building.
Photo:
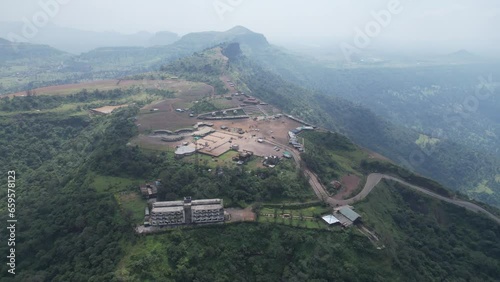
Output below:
[149,197,224,226]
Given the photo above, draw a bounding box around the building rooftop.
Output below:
[153,200,184,208]
[192,204,223,211]
[152,206,184,213]
[322,214,340,225]
[175,145,196,156]
[192,199,222,206]
[339,207,361,222]
[192,127,215,137]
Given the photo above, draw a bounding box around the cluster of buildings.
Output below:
[174,144,197,157]
[286,115,315,127]
[171,123,215,157]
[192,127,215,137]
[139,181,160,199]
[198,108,249,120]
[288,126,313,152]
[232,150,254,165]
[322,206,361,227]
[146,197,225,227]
[263,155,280,167]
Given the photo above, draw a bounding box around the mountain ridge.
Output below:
[0,21,180,54]
[0,37,67,62]
[159,44,500,208]
[172,26,269,50]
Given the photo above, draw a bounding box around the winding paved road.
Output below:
[333,173,500,225]
[266,139,500,225]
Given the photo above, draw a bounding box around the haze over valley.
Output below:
[1,1,499,281]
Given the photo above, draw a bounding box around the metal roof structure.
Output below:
[175,145,196,156]
[192,199,222,205]
[153,201,184,208]
[152,206,184,213]
[192,127,215,137]
[339,207,361,222]
[191,204,223,211]
[322,214,340,225]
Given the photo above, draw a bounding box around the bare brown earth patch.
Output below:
[334,174,361,200]
[226,207,256,222]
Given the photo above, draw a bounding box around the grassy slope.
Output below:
[92,174,146,224]
[356,181,500,281]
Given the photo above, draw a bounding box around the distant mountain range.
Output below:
[73,26,271,72]
[0,22,270,55]
[0,37,67,62]
[441,49,481,62]
[2,20,487,64]
[173,25,268,50]
[0,21,180,54]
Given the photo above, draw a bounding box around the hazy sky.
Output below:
[1,0,499,52]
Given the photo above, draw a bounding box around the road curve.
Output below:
[328,173,500,225]
[265,140,500,224]
[265,139,500,225]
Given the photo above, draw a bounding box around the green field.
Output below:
[91,174,143,194]
[301,131,370,185]
[91,175,147,224]
[91,174,147,224]
[116,192,148,224]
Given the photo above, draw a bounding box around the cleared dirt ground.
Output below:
[194,116,302,157]
[136,81,213,132]
[209,116,302,146]
[129,135,176,152]
[333,174,362,200]
[226,207,256,222]
[7,78,213,97]
[137,98,197,132]
[135,109,303,157]
[7,80,121,97]
[91,104,129,114]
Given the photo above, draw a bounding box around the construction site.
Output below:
[131,88,311,162]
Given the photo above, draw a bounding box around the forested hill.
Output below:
[0,89,498,281]
[172,25,269,51]
[0,38,67,62]
[0,26,271,95]
[234,55,500,208]
[4,22,492,208]
[78,26,270,73]
[0,48,499,280]
[235,43,500,207]
[159,43,500,208]
[231,59,500,206]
